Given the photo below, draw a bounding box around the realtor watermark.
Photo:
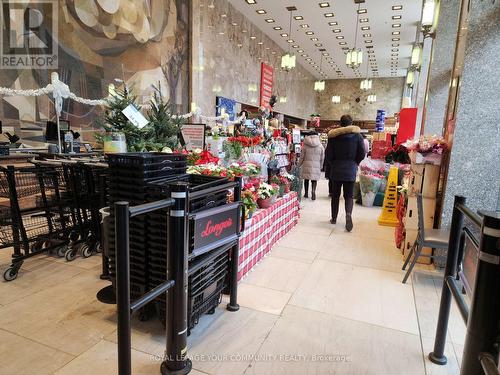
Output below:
[0,0,58,69]
[150,352,351,363]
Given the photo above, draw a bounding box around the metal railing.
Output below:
[429,195,500,375]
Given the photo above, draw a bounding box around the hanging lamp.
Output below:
[346,2,363,69]
[331,95,341,104]
[367,94,377,103]
[314,54,325,92]
[360,62,372,90]
[281,7,297,71]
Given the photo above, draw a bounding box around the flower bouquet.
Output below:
[359,171,385,207]
[270,174,292,197]
[194,150,219,165]
[187,163,233,178]
[242,190,258,219]
[227,162,261,178]
[403,135,448,165]
[257,182,278,209]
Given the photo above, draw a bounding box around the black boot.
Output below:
[304,180,309,198]
[311,181,317,200]
[345,197,354,232]
[330,196,339,224]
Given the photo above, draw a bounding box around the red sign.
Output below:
[259,62,274,109]
[201,218,234,238]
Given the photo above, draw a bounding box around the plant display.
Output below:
[95,86,145,151]
[187,161,260,179]
[257,182,278,200]
[223,139,244,160]
[242,190,258,217]
[228,135,263,148]
[385,144,411,164]
[403,135,448,155]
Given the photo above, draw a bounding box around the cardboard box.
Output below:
[405,196,436,231]
[409,163,440,198]
[403,229,433,265]
[372,132,387,141]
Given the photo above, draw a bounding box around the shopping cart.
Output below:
[0,165,72,281]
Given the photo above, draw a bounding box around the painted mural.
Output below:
[0,0,189,145]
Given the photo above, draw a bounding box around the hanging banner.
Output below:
[259,63,274,109]
[180,124,205,151]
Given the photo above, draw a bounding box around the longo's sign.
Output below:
[193,203,240,252]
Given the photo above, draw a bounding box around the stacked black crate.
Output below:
[106,153,187,305]
[147,175,232,332]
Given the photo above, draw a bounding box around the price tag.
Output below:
[122,104,148,128]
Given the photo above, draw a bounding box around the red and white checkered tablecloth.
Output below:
[238,192,300,280]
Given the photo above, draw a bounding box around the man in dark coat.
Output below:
[325,115,366,231]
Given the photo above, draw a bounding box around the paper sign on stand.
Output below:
[181,124,205,151]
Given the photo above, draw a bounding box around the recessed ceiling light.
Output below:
[392,31,400,35]
[271,51,276,54]
[311,37,319,41]
[298,49,304,53]
[357,8,367,14]
[306,58,312,61]
[302,53,308,57]
[324,13,334,17]
[273,26,282,30]
[363,33,371,38]
[258,41,263,45]
[391,57,397,60]
[256,9,266,14]
[265,47,270,50]
[392,15,402,20]
[341,47,349,50]
[287,39,294,43]
[237,43,243,47]
[392,5,403,10]
[319,2,330,7]
[391,48,399,52]
[336,36,344,39]
[361,26,370,30]
[392,43,399,47]
[265,19,275,23]
[328,21,338,26]
[300,24,309,28]
[360,18,369,23]
[220,13,227,17]
[315,43,323,47]
[245,0,257,4]
[280,33,288,37]
[306,31,314,35]
[333,29,341,33]
[322,52,329,56]
[292,45,299,48]
[231,22,238,26]
[250,35,256,39]
[392,23,401,28]
[294,15,304,20]
[339,41,347,45]
[218,31,225,35]
[391,53,398,56]
[392,37,400,41]
[364,40,372,43]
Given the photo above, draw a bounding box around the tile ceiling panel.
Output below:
[226,0,423,79]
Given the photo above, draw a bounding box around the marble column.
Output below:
[442,0,500,223]
[414,36,433,135]
[422,0,461,136]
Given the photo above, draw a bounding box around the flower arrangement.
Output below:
[270,174,292,197]
[195,150,219,165]
[186,148,202,165]
[242,190,258,218]
[257,182,278,200]
[403,135,448,155]
[228,162,261,177]
[227,135,263,148]
[187,163,231,178]
[187,161,261,179]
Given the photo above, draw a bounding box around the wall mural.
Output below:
[0,0,189,145]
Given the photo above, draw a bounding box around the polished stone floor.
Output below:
[0,180,465,374]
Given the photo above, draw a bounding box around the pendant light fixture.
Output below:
[346,1,363,69]
[360,61,372,90]
[314,53,326,92]
[367,94,377,103]
[281,7,297,71]
[331,95,341,104]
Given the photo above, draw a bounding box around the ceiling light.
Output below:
[265,19,275,23]
[265,46,270,50]
[280,33,288,37]
[331,95,341,103]
[301,53,307,57]
[392,15,402,20]
[360,18,369,23]
[281,53,296,70]
[231,22,238,26]
[364,40,372,43]
[333,29,341,33]
[250,35,256,39]
[315,43,323,47]
[294,15,303,20]
[363,33,371,37]
[319,2,330,7]
[258,41,264,45]
[220,13,227,17]
[392,5,403,10]
[392,37,400,41]
[324,13,334,17]
[336,36,344,39]
[273,26,282,30]
[392,31,400,35]
[287,39,294,43]
[272,51,276,54]
[328,21,338,26]
[292,45,299,48]
[306,31,314,35]
[256,9,266,14]
[300,24,309,28]
[392,23,401,28]
[391,57,397,60]
[245,0,257,3]
[422,0,439,36]
[358,8,367,14]
[322,52,329,56]
[392,43,399,47]
[410,43,422,67]
[314,80,325,92]
[361,26,370,30]
[339,42,347,45]
[367,94,377,103]
[311,37,318,41]
[391,53,398,56]
[391,48,399,52]
[237,43,242,47]
[306,58,312,61]
[218,31,225,35]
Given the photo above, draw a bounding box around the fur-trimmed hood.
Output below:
[328,125,361,138]
[303,134,321,147]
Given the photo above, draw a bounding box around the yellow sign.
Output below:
[378,166,399,227]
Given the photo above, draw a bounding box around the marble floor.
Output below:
[0,180,466,375]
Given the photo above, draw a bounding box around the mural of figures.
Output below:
[0,0,190,145]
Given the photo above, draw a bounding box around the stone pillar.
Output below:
[422,0,461,136]
[442,0,500,223]
[414,37,433,135]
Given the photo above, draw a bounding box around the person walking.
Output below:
[299,132,325,201]
[325,115,366,231]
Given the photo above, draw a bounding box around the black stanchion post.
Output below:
[115,201,131,375]
[161,182,192,375]
[429,195,466,365]
[460,211,500,375]
[227,177,241,312]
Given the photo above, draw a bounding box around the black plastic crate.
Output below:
[106,153,186,168]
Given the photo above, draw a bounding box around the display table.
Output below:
[238,192,300,280]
